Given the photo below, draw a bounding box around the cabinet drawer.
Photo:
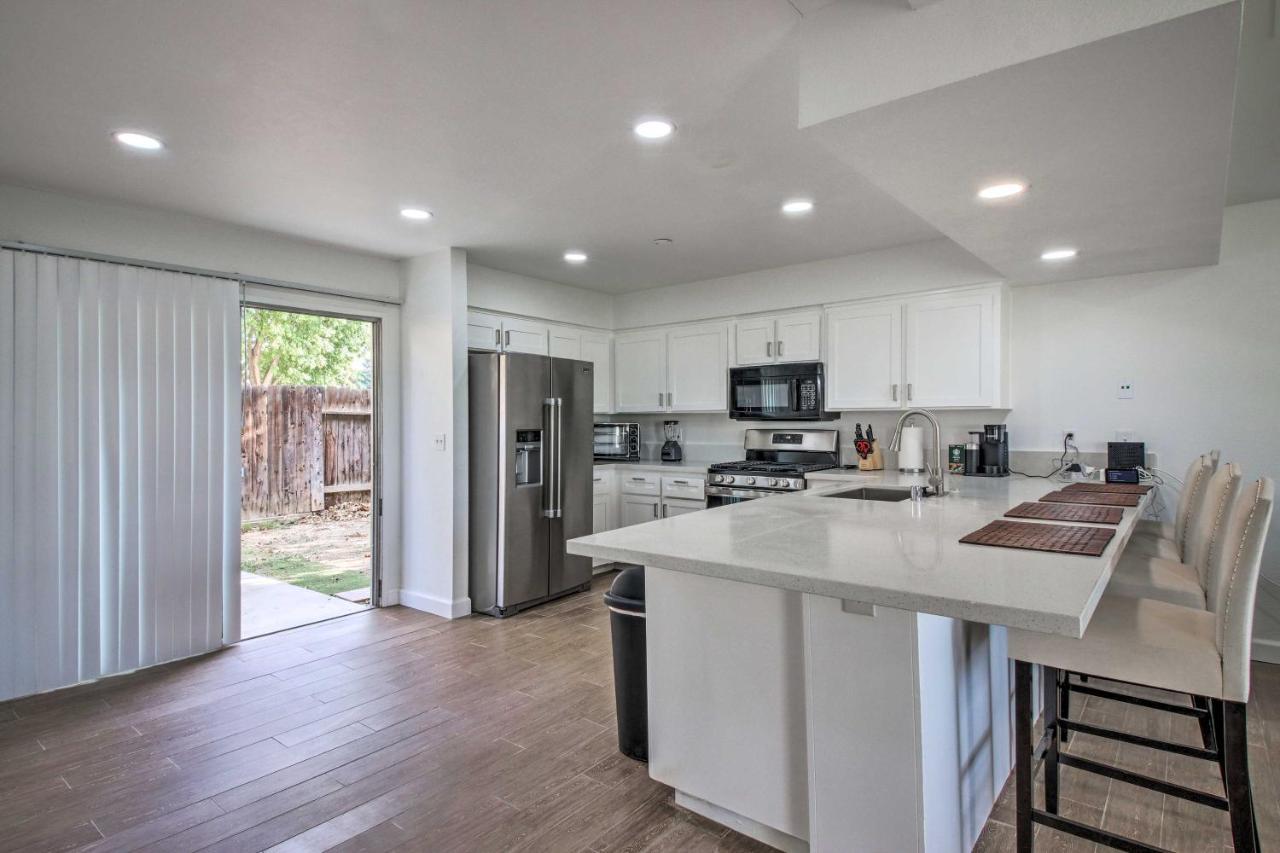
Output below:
[661,476,705,501]
[592,470,615,495]
[620,471,661,495]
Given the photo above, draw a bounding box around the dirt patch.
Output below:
[242,505,371,595]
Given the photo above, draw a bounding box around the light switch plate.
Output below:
[434,434,447,451]
[1115,430,1136,442]
[1117,381,1135,399]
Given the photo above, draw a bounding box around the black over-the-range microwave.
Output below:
[728,362,837,421]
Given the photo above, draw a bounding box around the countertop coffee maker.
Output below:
[661,420,683,462]
[964,424,1010,477]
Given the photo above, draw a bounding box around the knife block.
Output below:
[858,440,884,471]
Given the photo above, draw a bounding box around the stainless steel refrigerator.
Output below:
[468,351,594,616]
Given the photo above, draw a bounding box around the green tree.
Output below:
[242,308,371,387]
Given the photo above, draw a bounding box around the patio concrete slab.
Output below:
[240,571,366,638]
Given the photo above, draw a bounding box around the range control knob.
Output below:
[746,477,757,485]
[724,476,735,485]
[769,478,781,487]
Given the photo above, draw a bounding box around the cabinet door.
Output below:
[733,317,775,366]
[620,494,660,527]
[775,311,822,363]
[549,325,582,359]
[466,310,503,351]
[661,498,704,518]
[825,301,903,410]
[502,316,550,355]
[668,322,729,412]
[580,331,613,414]
[614,330,667,412]
[904,289,997,408]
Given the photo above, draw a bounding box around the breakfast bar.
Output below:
[567,471,1151,853]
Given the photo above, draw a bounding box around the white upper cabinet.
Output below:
[904,288,999,408]
[614,329,668,412]
[501,316,550,355]
[775,311,822,363]
[548,325,582,359]
[825,300,903,410]
[824,285,1005,410]
[733,311,821,366]
[733,317,775,366]
[467,310,504,351]
[466,310,549,355]
[580,331,614,414]
[614,322,729,413]
[667,322,729,412]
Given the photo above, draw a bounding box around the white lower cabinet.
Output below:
[661,497,704,518]
[620,494,661,527]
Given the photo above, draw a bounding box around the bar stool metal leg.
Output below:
[1016,660,1034,852]
[1222,700,1260,853]
[1043,665,1060,815]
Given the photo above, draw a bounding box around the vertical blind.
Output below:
[0,249,240,702]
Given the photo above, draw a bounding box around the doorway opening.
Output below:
[239,304,379,638]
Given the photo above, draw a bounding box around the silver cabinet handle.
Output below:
[504,330,511,347]
[666,391,672,407]
[907,383,913,401]
[777,340,784,357]
[658,392,663,408]
[593,477,603,483]
[766,341,772,358]
[672,479,689,485]
[653,502,659,518]
[631,476,647,482]
[661,504,668,518]
[494,328,501,347]
[892,383,899,401]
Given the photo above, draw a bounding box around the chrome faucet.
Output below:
[889,409,946,496]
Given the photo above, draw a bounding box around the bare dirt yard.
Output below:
[241,502,372,597]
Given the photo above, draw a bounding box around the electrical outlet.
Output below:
[1115,430,1136,443]
[1117,380,1135,399]
[433,433,447,451]
[1063,430,1076,444]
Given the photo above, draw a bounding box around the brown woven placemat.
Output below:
[960,520,1115,556]
[1004,502,1124,525]
[1061,482,1153,495]
[1040,490,1141,507]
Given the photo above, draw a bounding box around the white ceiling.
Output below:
[0,0,937,293]
[0,0,1274,293]
[805,3,1242,285]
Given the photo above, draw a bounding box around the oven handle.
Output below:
[705,485,790,500]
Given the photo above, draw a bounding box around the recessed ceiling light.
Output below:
[1040,248,1078,261]
[113,131,164,151]
[564,251,588,263]
[977,182,1027,200]
[652,237,673,246]
[633,119,675,140]
[781,199,814,215]
[399,207,433,221]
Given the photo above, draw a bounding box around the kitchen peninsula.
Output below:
[567,470,1151,853]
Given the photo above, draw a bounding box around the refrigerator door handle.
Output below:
[543,397,563,518]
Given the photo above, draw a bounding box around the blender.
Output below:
[661,420,683,462]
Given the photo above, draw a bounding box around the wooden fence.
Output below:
[241,385,372,519]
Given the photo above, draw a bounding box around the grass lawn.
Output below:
[242,551,368,596]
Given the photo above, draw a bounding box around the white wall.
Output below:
[613,239,997,329]
[400,248,472,617]
[468,264,614,329]
[0,183,402,302]
[1007,198,1280,584]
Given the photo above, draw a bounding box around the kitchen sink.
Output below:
[821,486,915,502]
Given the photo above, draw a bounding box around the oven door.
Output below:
[705,484,772,507]
[728,363,833,421]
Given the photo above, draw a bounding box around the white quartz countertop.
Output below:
[593,460,711,474]
[567,470,1151,637]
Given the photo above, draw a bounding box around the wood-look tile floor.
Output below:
[0,570,1276,853]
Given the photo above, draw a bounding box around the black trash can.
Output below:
[604,567,647,762]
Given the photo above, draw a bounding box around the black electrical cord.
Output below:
[1010,434,1075,479]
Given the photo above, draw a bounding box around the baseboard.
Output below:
[674,791,808,853]
[399,588,472,619]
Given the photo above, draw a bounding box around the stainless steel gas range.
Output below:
[705,428,839,507]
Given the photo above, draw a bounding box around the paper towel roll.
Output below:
[897,424,926,472]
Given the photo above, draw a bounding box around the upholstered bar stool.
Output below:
[1128,451,1217,562]
[1008,477,1273,853]
[1106,461,1242,609]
